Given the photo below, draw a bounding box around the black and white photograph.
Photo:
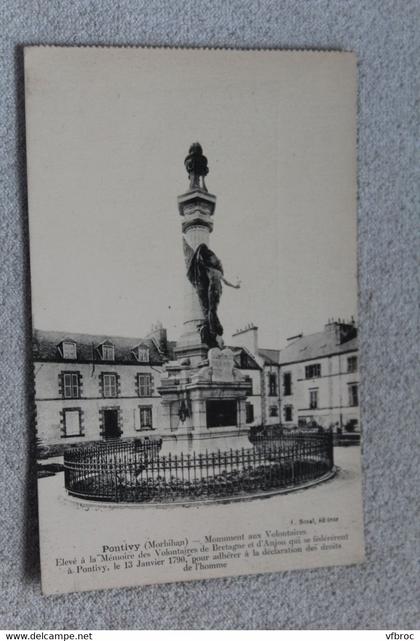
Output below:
[25,46,364,595]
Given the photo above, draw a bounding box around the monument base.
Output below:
[158,347,252,455]
[159,427,252,457]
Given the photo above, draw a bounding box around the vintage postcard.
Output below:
[24,46,364,595]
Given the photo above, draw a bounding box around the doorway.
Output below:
[102,408,121,439]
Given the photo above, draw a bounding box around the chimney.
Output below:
[325,318,357,345]
[338,320,357,344]
[146,322,168,357]
[231,323,259,354]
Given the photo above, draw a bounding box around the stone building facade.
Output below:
[33,319,359,450]
[231,324,281,427]
[33,327,168,448]
[33,326,263,449]
[231,319,359,433]
[278,320,359,432]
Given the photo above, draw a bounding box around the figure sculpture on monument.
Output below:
[184,142,209,190]
[184,239,241,347]
[182,143,241,348]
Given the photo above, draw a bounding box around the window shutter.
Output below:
[79,409,85,436]
[59,409,65,437]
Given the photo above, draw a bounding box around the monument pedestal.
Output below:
[158,348,252,455]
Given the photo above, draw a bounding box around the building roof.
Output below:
[258,348,281,365]
[229,346,261,370]
[33,329,165,365]
[33,330,262,370]
[279,325,358,365]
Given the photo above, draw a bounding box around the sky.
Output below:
[25,48,357,349]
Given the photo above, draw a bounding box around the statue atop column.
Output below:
[182,143,241,348]
[184,142,209,191]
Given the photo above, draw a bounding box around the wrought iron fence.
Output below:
[64,432,333,503]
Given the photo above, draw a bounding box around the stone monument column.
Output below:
[175,143,216,363]
[158,143,251,456]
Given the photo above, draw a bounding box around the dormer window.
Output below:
[138,348,149,362]
[61,340,77,360]
[99,342,115,361]
[134,345,149,363]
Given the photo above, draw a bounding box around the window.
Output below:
[136,347,149,363]
[245,402,254,423]
[62,409,82,437]
[139,406,153,430]
[102,373,118,398]
[348,383,358,407]
[244,375,253,394]
[305,363,321,379]
[62,341,77,359]
[283,372,292,396]
[347,356,358,373]
[309,389,318,409]
[284,405,293,422]
[138,373,152,397]
[62,372,80,399]
[269,405,278,417]
[268,373,277,396]
[101,343,115,361]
